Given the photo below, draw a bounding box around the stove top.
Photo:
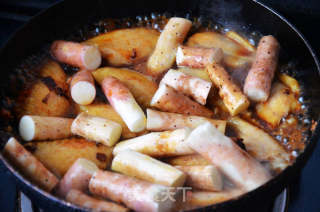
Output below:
[0,0,320,211]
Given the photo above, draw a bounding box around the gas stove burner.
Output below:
[17,189,289,212]
[272,189,288,212]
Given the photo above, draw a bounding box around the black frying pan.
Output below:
[0,0,319,211]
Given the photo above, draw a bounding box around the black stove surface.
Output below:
[0,0,320,211]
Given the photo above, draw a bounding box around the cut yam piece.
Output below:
[24,138,113,177]
[112,150,186,187]
[187,31,253,68]
[84,28,159,66]
[15,61,70,118]
[164,154,211,166]
[175,165,223,191]
[51,40,101,70]
[92,67,158,108]
[4,137,59,191]
[186,122,271,192]
[146,109,226,133]
[89,170,176,212]
[229,117,291,172]
[244,36,279,102]
[102,77,146,132]
[71,112,122,147]
[56,158,98,198]
[66,189,129,212]
[226,31,256,53]
[70,70,96,105]
[182,189,244,210]
[77,104,143,139]
[160,69,212,105]
[150,83,213,118]
[147,17,192,77]
[177,67,211,81]
[206,63,249,116]
[113,128,193,157]
[255,82,300,128]
[176,45,223,68]
[278,73,300,95]
[19,115,73,141]
[39,60,68,87]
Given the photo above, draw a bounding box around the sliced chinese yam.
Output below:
[112,150,186,187]
[223,54,253,69]
[15,61,70,117]
[24,138,112,177]
[113,128,193,157]
[147,17,192,77]
[150,83,213,118]
[255,82,300,128]
[226,31,256,53]
[206,62,249,116]
[244,35,280,102]
[39,60,68,87]
[71,112,122,147]
[84,28,159,66]
[51,40,101,70]
[177,67,211,81]
[3,137,59,191]
[182,189,244,210]
[175,165,223,191]
[207,93,230,114]
[56,158,98,198]
[70,70,96,105]
[186,122,271,192]
[89,170,176,212]
[229,117,291,171]
[146,109,226,133]
[16,82,71,117]
[186,31,253,68]
[102,76,146,132]
[92,67,158,108]
[278,73,300,95]
[77,104,141,139]
[66,189,129,212]
[164,154,211,166]
[160,69,212,105]
[19,115,73,141]
[176,46,223,68]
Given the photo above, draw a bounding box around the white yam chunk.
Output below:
[112,150,186,187]
[70,70,96,105]
[66,189,129,212]
[113,128,192,157]
[175,165,223,191]
[51,40,101,70]
[160,69,212,105]
[150,83,213,118]
[3,137,59,191]
[186,122,271,192]
[176,46,223,68]
[146,109,226,133]
[71,112,122,146]
[147,17,192,77]
[89,170,176,212]
[229,117,291,171]
[19,115,73,141]
[102,76,146,132]
[56,158,98,198]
